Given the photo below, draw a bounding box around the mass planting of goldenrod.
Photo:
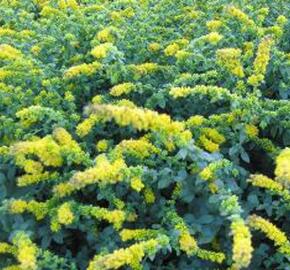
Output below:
[0,0,289,269]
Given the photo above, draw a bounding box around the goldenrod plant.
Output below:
[0,0,289,269]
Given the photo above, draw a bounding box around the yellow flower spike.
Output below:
[143,187,155,204]
[13,233,38,270]
[196,248,225,264]
[130,177,145,192]
[164,43,180,56]
[245,124,259,138]
[9,200,28,214]
[96,139,109,152]
[57,202,75,225]
[114,137,159,159]
[249,174,290,201]
[199,135,220,153]
[186,115,205,127]
[231,219,253,269]
[78,104,191,148]
[148,42,161,52]
[64,62,101,79]
[248,36,274,87]
[130,62,159,76]
[97,27,115,43]
[119,229,158,242]
[169,87,192,98]
[275,148,290,187]
[206,20,223,31]
[203,32,223,45]
[179,231,198,255]
[110,82,135,96]
[58,0,78,10]
[202,128,225,145]
[226,5,256,29]
[91,43,114,59]
[0,44,22,60]
[87,239,160,270]
[216,48,245,78]
[53,156,127,197]
[248,215,290,255]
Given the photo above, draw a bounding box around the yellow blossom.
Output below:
[169,87,192,98]
[87,239,160,270]
[148,42,161,52]
[9,200,28,214]
[131,62,159,76]
[96,139,109,152]
[203,32,223,44]
[0,44,22,60]
[130,177,145,192]
[186,115,205,127]
[144,187,155,204]
[64,62,101,79]
[179,231,198,255]
[91,43,113,59]
[248,36,273,87]
[231,219,253,269]
[199,135,220,153]
[248,215,290,254]
[206,20,223,31]
[216,48,244,77]
[57,202,74,225]
[97,27,115,43]
[275,148,290,187]
[164,43,180,56]
[110,82,135,96]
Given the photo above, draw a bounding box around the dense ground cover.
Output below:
[0,0,289,269]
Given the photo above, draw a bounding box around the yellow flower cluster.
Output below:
[91,43,114,59]
[186,115,205,127]
[202,32,223,44]
[198,128,225,153]
[248,215,290,255]
[196,248,225,264]
[245,124,259,138]
[110,7,135,21]
[148,42,161,52]
[231,219,253,269]
[53,155,127,197]
[206,20,223,31]
[64,62,101,79]
[87,239,160,270]
[216,48,245,78]
[77,104,192,147]
[179,230,198,255]
[119,229,158,241]
[243,41,254,60]
[226,6,256,29]
[130,177,145,192]
[52,127,87,164]
[199,159,231,192]
[130,62,159,76]
[11,136,62,186]
[275,148,290,187]
[249,174,290,201]
[0,68,12,80]
[57,202,74,225]
[13,232,38,270]
[92,94,104,105]
[0,44,22,60]
[143,187,155,204]
[97,27,115,43]
[248,37,273,87]
[164,43,180,56]
[110,82,135,96]
[113,137,159,159]
[58,0,78,10]
[169,87,192,98]
[9,199,49,220]
[96,139,109,152]
[169,85,234,100]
